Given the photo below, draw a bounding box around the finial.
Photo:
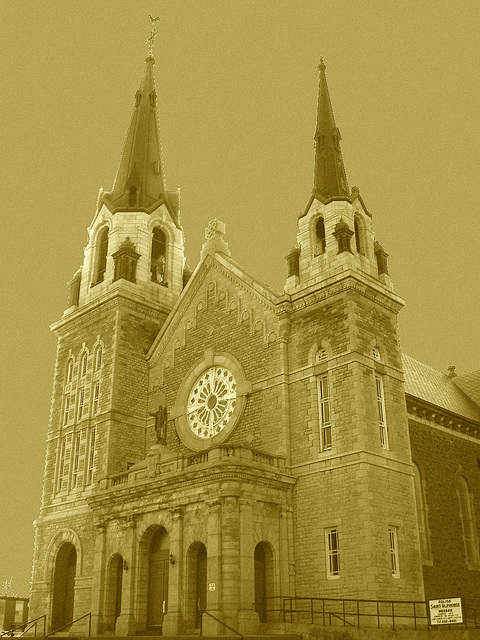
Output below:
[318,57,326,73]
[146,14,160,57]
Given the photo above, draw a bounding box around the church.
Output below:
[29,34,480,636]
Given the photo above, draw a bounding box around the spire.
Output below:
[103,22,176,219]
[313,58,349,200]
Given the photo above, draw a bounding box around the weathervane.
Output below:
[146,14,160,55]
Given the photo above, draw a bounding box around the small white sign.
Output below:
[208,582,216,591]
[429,598,463,625]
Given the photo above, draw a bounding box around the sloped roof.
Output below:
[455,370,480,406]
[402,353,480,424]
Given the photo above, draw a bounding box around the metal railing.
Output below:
[45,612,91,637]
[264,596,480,630]
[0,615,46,637]
[200,610,243,640]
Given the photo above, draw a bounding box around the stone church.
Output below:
[30,39,480,636]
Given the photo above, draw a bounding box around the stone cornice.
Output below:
[406,394,480,440]
[276,272,404,317]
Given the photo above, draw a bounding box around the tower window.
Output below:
[317,374,332,450]
[376,374,388,449]
[63,395,71,426]
[93,382,100,415]
[326,528,340,578]
[87,428,96,485]
[151,228,167,284]
[389,527,400,577]
[93,227,109,285]
[95,346,103,371]
[315,217,326,255]
[66,359,74,384]
[57,439,66,492]
[80,353,88,377]
[354,217,363,253]
[78,388,85,420]
[72,433,81,488]
[413,463,431,562]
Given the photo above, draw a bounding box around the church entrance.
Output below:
[51,542,76,631]
[105,554,123,632]
[147,528,170,629]
[186,542,207,629]
[254,542,273,623]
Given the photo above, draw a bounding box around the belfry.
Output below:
[30,32,480,638]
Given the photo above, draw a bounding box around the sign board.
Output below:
[208,582,216,591]
[429,598,463,625]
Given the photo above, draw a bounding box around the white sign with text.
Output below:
[429,598,463,625]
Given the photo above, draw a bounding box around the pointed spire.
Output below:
[103,24,178,221]
[313,58,349,200]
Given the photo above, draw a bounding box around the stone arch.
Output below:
[309,338,331,365]
[137,525,171,631]
[185,542,207,629]
[46,529,83,580]
[50,541,77,632]
[311,213,327,256]
[353,213,366,255]
[104,553,123,632]
[254,541,275,623]
[367,337,388,366]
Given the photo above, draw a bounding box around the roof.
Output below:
[455,370,480,406]
[402,353,480,424]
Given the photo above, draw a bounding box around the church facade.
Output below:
[29,44,480,636]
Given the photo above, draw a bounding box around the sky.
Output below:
[1,0,479,597]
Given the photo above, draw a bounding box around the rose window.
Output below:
[187,367,237,438]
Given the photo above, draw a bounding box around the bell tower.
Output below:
[285,60,425,600]
[30,30,185,626]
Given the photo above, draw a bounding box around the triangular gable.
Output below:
[147,252,280,365]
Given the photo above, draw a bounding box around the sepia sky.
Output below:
[1,0,479,596]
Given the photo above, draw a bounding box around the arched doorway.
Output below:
[51,542,77,631]
[254,542,273,623]
[186,543,207,628]
[105,554,123,632]
[147,528,170,630]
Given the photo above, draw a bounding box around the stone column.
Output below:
[237,498,259,633]
[90,522,107,635]
[204,499,222,635]
[115,517,137,636]
[162,508,184,635]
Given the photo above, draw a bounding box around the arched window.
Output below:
[413,463,431,561]
[315,218,326,255]
[93,227,109,285]
[65,358,74,384]
[95,346,103,371]
[457,476,480,566]
[354,217,362,253]
[151,228,167,284]
[80,352,88,377]
[372,346,381,361]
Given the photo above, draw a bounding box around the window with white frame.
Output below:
[78,388,85,420]
[375,374,388,449]
[81,352,88,377]
[93,382,100,415]
[63,395,71,426]
[317,374,332,450]
[389,527,400,577]
[66,358,74,384]
[457,476,480,567]
[87,428,96,485]
[57,439,66,492]
[326,527,340,578]
[95,346,103,371]
[72,433,81,488]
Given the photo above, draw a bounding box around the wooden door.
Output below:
[147,531,169,628]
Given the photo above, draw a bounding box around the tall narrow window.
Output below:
[315,218,326,255]
[376,375,388,449]
[413,463,431,561]
[151,228,166,284]
[87,428,96,485]
[94,227,109,284]
[389,527,400,577]
[326,528,340,578]
[57,439,66,492]
[457,476,480,567]
[63,395,71,426]
[78,388,85,420]
[80,353,88,377]
[317,375,332,450]
[354,217,362,253]
[95,346,103,371]
[93,382,100,415]
[66,359,74,384]
[72,434,80,488]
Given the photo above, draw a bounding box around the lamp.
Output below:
[169,553,175,565]
[123,560,128,571]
